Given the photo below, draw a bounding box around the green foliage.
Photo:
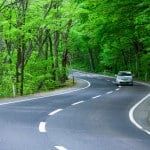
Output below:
[0,52,16,97]
[0,0,76,97]
[24,52,60,94]
[0,0,150,98]
[70,0,150,81]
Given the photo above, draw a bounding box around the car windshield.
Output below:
[118,72,132,76]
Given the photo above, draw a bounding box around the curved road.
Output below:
[0,71,150,150]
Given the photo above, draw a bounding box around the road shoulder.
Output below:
[129,80,150,135]
[0,78,89,105]
[132,94,150,134]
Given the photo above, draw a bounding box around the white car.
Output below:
[116,71,133,86]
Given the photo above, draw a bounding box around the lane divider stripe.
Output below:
[92,95,102,99]
[71,101,84,106]
[49,109,63,116]
[39,122,46,133]
[54,146,67,150]
[116,88,120,91]
[106,91,113,94]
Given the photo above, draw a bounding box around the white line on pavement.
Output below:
[115,88,120,91]
[0,79,91,106]
[39,122,46,133]
[92,95,102,99]
[48,109,63,116]
[144,129,150,135]
[54,146,67,150]
[106,91,113,94]
[129,93,150,135]
[71,101,84,106]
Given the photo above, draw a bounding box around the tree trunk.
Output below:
[88,48,95,72]
[121,49,128,70]
[15,0,28,96]
[16,46,21,95]
[133,39,143,78]
[53,31,60,81]
[48,32,55,80]
[61,49,68,83]
[61,19,72,82]
[20,40,25,95]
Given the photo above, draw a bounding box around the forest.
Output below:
[0,0,149,97]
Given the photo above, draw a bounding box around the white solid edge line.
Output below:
[0,79,91,106]
[55,146,67,150]
[129,93,150,134]
[39,122,46,133]
[71,101,84,106]
[48,109,63,116]
[143,129,150,135]
[92,95,102,99]
[106,91,113,94]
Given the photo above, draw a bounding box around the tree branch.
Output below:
[44,0,53,19]
[0,0,19,12]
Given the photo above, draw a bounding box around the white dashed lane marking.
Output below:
[116,88,120,91]
[39,122,46,133]
[71,101,84,106]
[54,146,67,150]
[106,91,113,94]
[92,95,102,99]
[48,109,63,116]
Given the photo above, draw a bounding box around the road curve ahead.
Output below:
[0,71,150,150]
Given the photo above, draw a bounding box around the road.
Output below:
[0,71,150,150]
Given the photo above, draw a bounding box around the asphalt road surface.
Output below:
[0,71,150,150]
